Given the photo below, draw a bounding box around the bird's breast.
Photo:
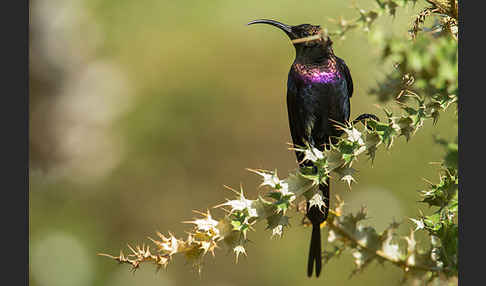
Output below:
[293,62,342,84]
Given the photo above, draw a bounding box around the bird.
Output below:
[247,19,378,277]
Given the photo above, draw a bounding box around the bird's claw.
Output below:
[352,113,380,130]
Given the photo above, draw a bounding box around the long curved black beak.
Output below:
[247,19,293,38]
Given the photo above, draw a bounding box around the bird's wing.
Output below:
[287,70,307,163]
[336,57,353,98]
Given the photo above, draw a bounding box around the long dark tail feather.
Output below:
[307,181,329,277]
[307,223,322,277]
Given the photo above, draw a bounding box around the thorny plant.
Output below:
[328,0,458,41]
[100,1,458,285]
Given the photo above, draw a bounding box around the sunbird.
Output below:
[247,19,377,277]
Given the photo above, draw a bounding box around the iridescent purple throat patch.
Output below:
[294,62,341,84]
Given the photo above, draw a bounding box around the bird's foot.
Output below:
[352,113,380,130]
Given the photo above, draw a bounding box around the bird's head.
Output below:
[247,19,333,59]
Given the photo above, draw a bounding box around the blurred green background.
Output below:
[29,0,457,285]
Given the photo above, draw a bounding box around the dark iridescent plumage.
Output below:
[248,19,353,278]
[287,26,352,279]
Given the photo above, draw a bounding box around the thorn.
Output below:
[97,253,117,259]
[421,177,434,185]
[222,185,240,195]
[127,244,137,255]
[191,209,208,216]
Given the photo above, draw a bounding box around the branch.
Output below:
[327,213,442,273]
